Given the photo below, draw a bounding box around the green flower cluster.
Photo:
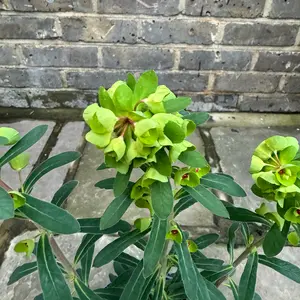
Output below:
[250,135,300,224]
[83,71,197,175]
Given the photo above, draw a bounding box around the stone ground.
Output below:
[0,112,300,299]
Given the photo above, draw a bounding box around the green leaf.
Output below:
[127,73,136,91]
[37,235,73,300]
[258,254,300,283]
[143,215,168,277]
[228,278,239,300]
[0,125,47,168]
[254,293,262,300]
[51,180,78,207]
[94,287,123,300]
[14,239,35,257]
[134,217,151,232]
[97,163,107,170]
[193,258,224,271]
[0,136,9,145]
[288,231,299,246]
[9,152,30,171]
[0,127,20,145]
[164,97,192,113]
[0,186,14,220]
[19,194,80,234]
[178,151,208,168]
[263,222,289,257]
[183,185,229,218]
[115,252,139,269]
[153,148,172,176]
[114,261,127,275]
[100,186,133,230]
[164,121,185,143]
[152,277,164,300]
[241,223,251,246]
[238,252,258,300]
[194,233,220,249]
[134,70,158,102]
[24,151,80,193]
[81,244,94,285]
[174,195,196,217]
[95,178,115,189]
[205,279,226,300]
[151,180,173,220]
[140,270,159,300]
[119,261,148,300]
[202,265,234,282]
[8,262,37,285]
[182,112,210,126]
[93,229,149,268]
[114,168,132,197]
[174,231,210,300]
[75,234,102,265]
[98,86,115,112]
[201,173,246,197]
[78,218,131,234]
[74,278,102,300]
[227,222,240,264]
[109,270,133,288]
[114,84,134,111]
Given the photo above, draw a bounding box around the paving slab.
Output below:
[67,130,216,228]
[0,120,55,191]
[31,122,85,201]
[210,126,300,211]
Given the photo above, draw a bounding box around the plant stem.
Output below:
[215,236,265,287]
[49,236,77,276]
[0,178,11,191]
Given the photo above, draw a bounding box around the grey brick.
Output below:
[10,0,93,12]
[0,0,11,10]
[22,46,98,67]
[239,94,300,112]
[185,0,265,18]
[0,89,29,107]
[281,75,300,93]
[0,17,60,39]
[269,0,300,19]
[222,23,299,46]
[61,17,137,43]
[98,0,182,16]
[66,71,128,89]
[140,20,217,45]
[0,69,62,88]
[0,45,20,65]
[101,47,174,70]
[179,50,252,71]
[214,73,280,93]
[158,72,208,92]
[254,52,300,72]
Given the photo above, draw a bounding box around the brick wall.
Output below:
[0,0,300,112]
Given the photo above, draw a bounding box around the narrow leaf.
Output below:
[140,272,159,300]
[228,278,239,300]
[193,258,224,271]
[75,234,102,264]
[114,168,132,197]
[37,235,72,300]
[109,270,133,288]
[0,186,14,220]
[143,215,168,277]
[201,173,246,197]
[81,245,94,285]
[258,254,300,283]
[194,233,220,249]
[19,194,80,234]
[24,151,80,193]
[182,112,210,126]
[115,252,139,269]
[74,278,102,300]
[202,265,234,283]
[238,252,258,300]
[184,185,229,218]
[95,178,114,189]
[8,262,37,285]
[93,229,149,268]
[152,277,164,300]
[174,195,196,217]
[97,163,107,170]
[227,222,240,264]
[241,223,250,246]
[0,125,47,168]
[205,279,226,300]
[94,287,123,300]
[178,150,208,168]
[51,180,78,207]
[151,180,173,220]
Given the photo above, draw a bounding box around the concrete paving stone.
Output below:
[211,126,300,211]
[31,122,85,201]
[67,130,216,228]
[0,120,55,191]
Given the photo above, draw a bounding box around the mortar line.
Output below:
[263,0,273,17]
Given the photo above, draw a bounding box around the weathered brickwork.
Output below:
[0,0,299,112]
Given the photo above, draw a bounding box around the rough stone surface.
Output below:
[0,120,55,190]
[179,50,252,71]
[0,45,20,65]
[210,126,300,210]
[31,122,85,201]
[222,23,299,46]
[281,75,300,93]
[269,0,300,19]
[254,51,300,72]
[239,94,300,112]
[214,73,280,93]
[184,0,265,18]
[21,46,98,67]
[0,17,60,39]
[0,89,29,108]
[101,46,174,70]
[60,17,137,43]
[0,69,63,88]
[140,20,218,45]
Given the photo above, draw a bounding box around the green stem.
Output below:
[215,235,265,288]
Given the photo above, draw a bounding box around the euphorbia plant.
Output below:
[1,70,300,300]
